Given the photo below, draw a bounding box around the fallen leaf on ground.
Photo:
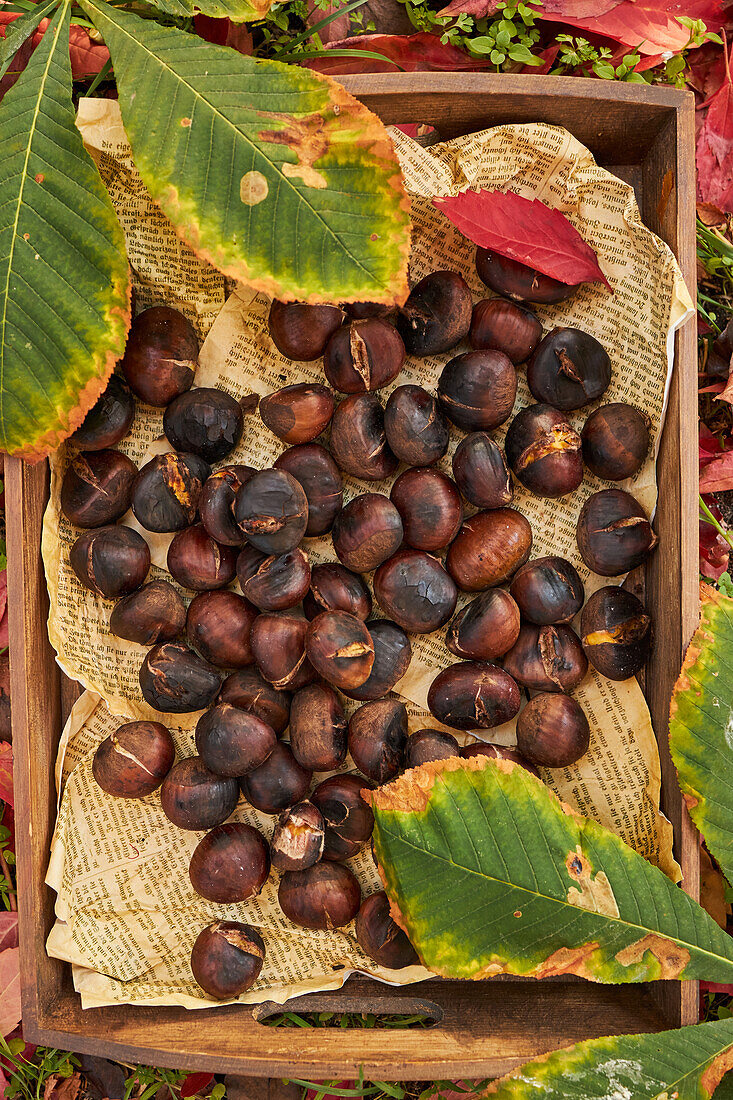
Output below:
[180,1073,214,1098]
[43,1072,86,1100]
[307,0,413,44]
[701,845,731,928]
[192,16,253,53]
[698,42,733,213]
[0,915,18,953]
[0,946,20,1038]
[700,514,730,580]
[301,31,492,72]
[700,425,733,491]
[698,201,728,226]
[538,0,724,55]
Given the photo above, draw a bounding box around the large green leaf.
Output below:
[146,0,272,23]
[0,0,58,85]
[80,0,410,304]
[670,583,733,885]
[368,756,733,983]
[482,1019,733,1100]
[0,0,129,460]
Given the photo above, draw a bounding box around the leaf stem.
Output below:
[700,494,733,550]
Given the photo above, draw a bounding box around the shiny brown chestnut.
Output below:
[250,614,314,690]
[452,432,513,510]
[374,550,457,634]
[92,720,175,798]
[270,801,325,871]
[331,493,403,574]
[163,387,244,463]
[576,489,658,576]
[195,703,276,777]
[446,509,532,592]
[274,444,343,537]
[405,728,460,768]
[268,301,344,361]
[71,374,134,450]
[446,590,520,661]
[235,468,309,555]
[324,318,405,392]
[218,667,291,735]
[580,586,653,681]
[278,862,361,930]
[581,403,650,481]
[191,921,265,999]
[459,740,539,777]
[189,822,270,903]
[131,453,203,533]
[186,590,257,669]
[121,306,198,406]
[510,556,584,625]
[390,468,462,553]
[428,662,521,730]
[61,449,138,528]
[160,756,239,830]
[475,248,580,304]
[167,524,237,591]
[303,563,372,622]
[305,611,374,690]
[528,327,611,411]
[345,619,412,702]
[503,623,588,694]
[356,891,419,969]
[200,466,254,547]
[396,271,472,356]
[329,393,398,481]
[70,525,150,598]
[345,302,395,320]
[438,350,517,432]
[240,741,312,814]
[236,544,311,612]
[516,693,590,767]
[260,384,335,445]
[505,404,583,498]
[311,774,374,861]
[384,385,449,467]
[348,698,407,783]
[289,683,347,771]
[110,580,186,645]
[139,643,221,713]
[470,297,542,364]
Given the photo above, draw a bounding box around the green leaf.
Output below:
[368,757,733,983]
[145,0,273,24]
[507,43,542,63]
[0,0,129,459]
[80,0,410,304]
[483,1018,733,1099]
[0,0,58,84]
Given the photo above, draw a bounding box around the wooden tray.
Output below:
[8,75,699,1079]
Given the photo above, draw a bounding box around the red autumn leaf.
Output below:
[301,32,492,73]
[179,1073,214,1098]
[193,15,253,53]
[697,40,733,213]
[0,946,20,1038]
[433,188,611,289]
[0,743,12,807]
[702,980,733,993]
[437,0,500,19]
[0,11,109,100]
[0,571,7,652]
[522,43,559,73]
[699,424,733,492]
[0,915,18,954]
[700,517,730,579]
[538,0,724,55]
[395,123,438,139]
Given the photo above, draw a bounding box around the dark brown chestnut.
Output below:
[405,728,460,768]
[428,662,521,730]
[324,318,405,393]
[581,403,650,481]
[121,306,198,406]
[70,525,150,598]
[189,822,270,903]
[110,580,186,644]
[163,387,244,463]
[475,248,580,304]
[437,350,517,432]
[348,698,407,783]
[311,774,374,861]
[345,302,395,320]
[510,556,584,625]
[303,563,372,622]
[259,384,335,445]
[167,524,237,591]
[160,756,238,829]
[580,586,653,681]
[505,404,583,498]
[446,509,532,592]
[200,466,254,547]
[331,493,403,573]
[528,327,611,411]
[195,703,276,777]
[516,693,590,767]
[356,891,419,969]
[329,393,398,481]
[191,921,265,999]
[270,801,325,871]
[268,300,344,361]
[71,374,134,450]
[186,590,257,669]
[503,623,588,694]
[139,643,221,713]
[236,544,311,612]
[92,720,175,798]
[219,667,291,735]
[374,550,457,634]
[240,741,312,814]
[396,271,472,356]
[250,614,314,690]
[131,453,203,533]
[470,297,542,364]
[235,468,309,554]
[306,611,374,690]
[459,740,539,777]
[274,444,343,537]
[384,385,449,467]
[345,619,412,702]
[289,683,347,771]
[61,449,137,528]
[452,432,513,510]
[278,862,361,930]
[446,590,520,661]
[390,468,462,552]
[576,489,658,576]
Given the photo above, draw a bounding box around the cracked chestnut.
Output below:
[164,387,244,463]
[470,297,542,364]
[191,921,265,999]
[576,488,658,576]
[61,449,137,528]
[160,756,238,829]
[348,698,407,783]
[195,703,276,777]
[110,580,186,645]
[303,563,372,622]
[306,610,374,690]
[139,643,221,713]
[324,318,405,392]
[390,468,462,553]
[329,393,398,481]
[70,525,150,598]
[510,556,584,625]
[218,667,291,734]
[475,248,580,304]
[93,720,175,798]
[384,385,449,466]
[581,402,650,481]
[446,509,532,592]
[235,468,309,554]
[270,801,325,871]
[505,404,583,498]
[289,683,347,772]
[345,619,411,702]
[356,891,418,970]
[311,774,374,861]
[260,383,335,445]
[268,301,344,361]
[186,590,258,669]
[250,614,314,690]
[200,466,254,547]
[446,589,520,661]
[331,493,403,574]
[374,549,457,634]
[459,740,539,777]
[528,327,611,410]
[580,586,653,680]
[405,728,460,768]
[274,443,343,537]
[189,822,270,903]
[167,524,237,591]
[278,862,361,930]
[438,350,517,432]
[71,374,135,450]
[240,741,312,814]
[122,306,198,406]
[516,693,590,767]
[428,662,520,730]
[131,453,203,533]
[503,623,588,694]
[237,544,311,612]
[396,271,472,356]
[452,432,513,510]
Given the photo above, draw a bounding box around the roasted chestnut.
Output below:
[428,662,520,730]
[581,403,650,481]
[234,468,309,554]
[306,611,374,690]
[452,432,513,509]
[470,297,542,364]
[278,862,361,929]
[437,350,517,432]
[61,449,138,528]
[505,404,583,498]
[131,453,203,533]
[580,586,653,680]
[181,453,212,486]
[195,703,276,777]
[356,891,418,969]
[324,318,405,392]
[189,822,270,903]
[405,728,460,768]
[576,489,658,576]
[510,556,584,625]
[516,693,590,767]
[390,468,462,552]
[240,741,312,814]
[219,667,291,735]
[186,590,257,669]
[374,550,457,634]
[236,544,311,611]
[475,248,580,304]
[446,589,520,661]
[446,509,532,592]
[289,683,347,771]
[163,387,244,462]
[139,643,221,713]
[270,801,325,871]
[71,374,134,450]
[274,444,343,537]
[459,740,539,777]
[303,563,372,622]
[92,720,175,798]
[384,385,449,466]
[528,327,611,411]
[70,525,150,598]
[260,383,335,444]
[311,774,374,861]
[167,524,237,591]
[329,393,398,481]
[268,300,344,361]
[121,306,198,406]
[331,493,403,573]
[503,623,588,694]
[396,271,472,356]
[348,698,407,783]
[160,756,239,829]
[191,921,265,999]
[200,466,254,547]
[345,619,412,702]
[345,302,395,320]
[250,614,314,690]
[110,580,186,644]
